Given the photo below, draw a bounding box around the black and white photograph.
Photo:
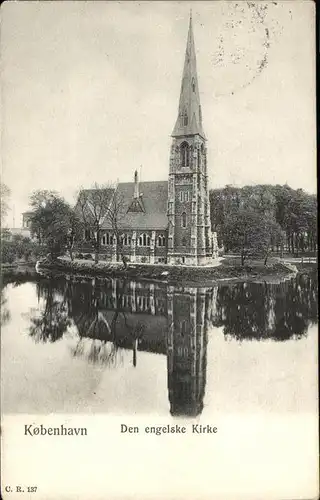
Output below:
[1,1,318,499]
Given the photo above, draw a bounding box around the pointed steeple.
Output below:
[172,13,206,139]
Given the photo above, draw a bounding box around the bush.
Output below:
[1,242,16,264]
[100,254,109,261]
[83,254,93,260]
[1,236,45,264]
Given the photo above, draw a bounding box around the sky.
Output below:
[1,1,316,227]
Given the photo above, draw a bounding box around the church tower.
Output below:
[167,14,213,265]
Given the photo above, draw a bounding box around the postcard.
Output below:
[1,1,318,499]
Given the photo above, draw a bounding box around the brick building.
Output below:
[76,15,218,265]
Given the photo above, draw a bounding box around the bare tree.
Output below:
[103,188,128,268]
[76,183,128,267]
[76,183,115,263]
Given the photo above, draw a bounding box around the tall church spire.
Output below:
[172,14,206,139]
[167,14,213,266]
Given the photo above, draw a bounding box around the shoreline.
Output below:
[32,256,303,286]
[2,257,316,287]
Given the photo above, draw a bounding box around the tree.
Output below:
[210,184,317,256]
[65,210,83,261]
[103,188,128,268]
[29,191,81,260]
[76,183,127,266]
[29,190,59,244]
[209,186,242,245]
[76,184,114,263]
[223,209,282,265]
[258,216,285,265]
[285,189,317,255]
[1,234,45,264]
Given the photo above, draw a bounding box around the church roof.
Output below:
[172,14,206,139]
[102,180,168,231]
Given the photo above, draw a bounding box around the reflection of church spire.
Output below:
[166,286,211,417]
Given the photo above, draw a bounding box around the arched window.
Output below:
[180,320,187,336]
[105,233,111,245]
[180,142,189,168]
[121,234,132,246]
[192,78,196,92]
[157,234,166,247]
[182,237,187,246]
[181,213,187,228]
[180,191,189,202]
[197,148,201,167]
[138,233,150,246]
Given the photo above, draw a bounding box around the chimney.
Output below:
[134,169,139,198]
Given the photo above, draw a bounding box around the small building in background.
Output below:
[1,211,34,241]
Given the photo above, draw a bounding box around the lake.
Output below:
[1,270,318,416]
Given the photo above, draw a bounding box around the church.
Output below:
[77,15,218,266]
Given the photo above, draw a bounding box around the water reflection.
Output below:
[167,286,211,417]
[213,275,318,341]
[2,271,318,416]
[28,279,72,343]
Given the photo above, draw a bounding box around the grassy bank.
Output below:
[1,261,40,287]
[37,256,299,286]
[2,260,38,274]
[2,259,37,269]
[294,261,318,273]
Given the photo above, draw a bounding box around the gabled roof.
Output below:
[127,196,145,213]
[102,180,168,231]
